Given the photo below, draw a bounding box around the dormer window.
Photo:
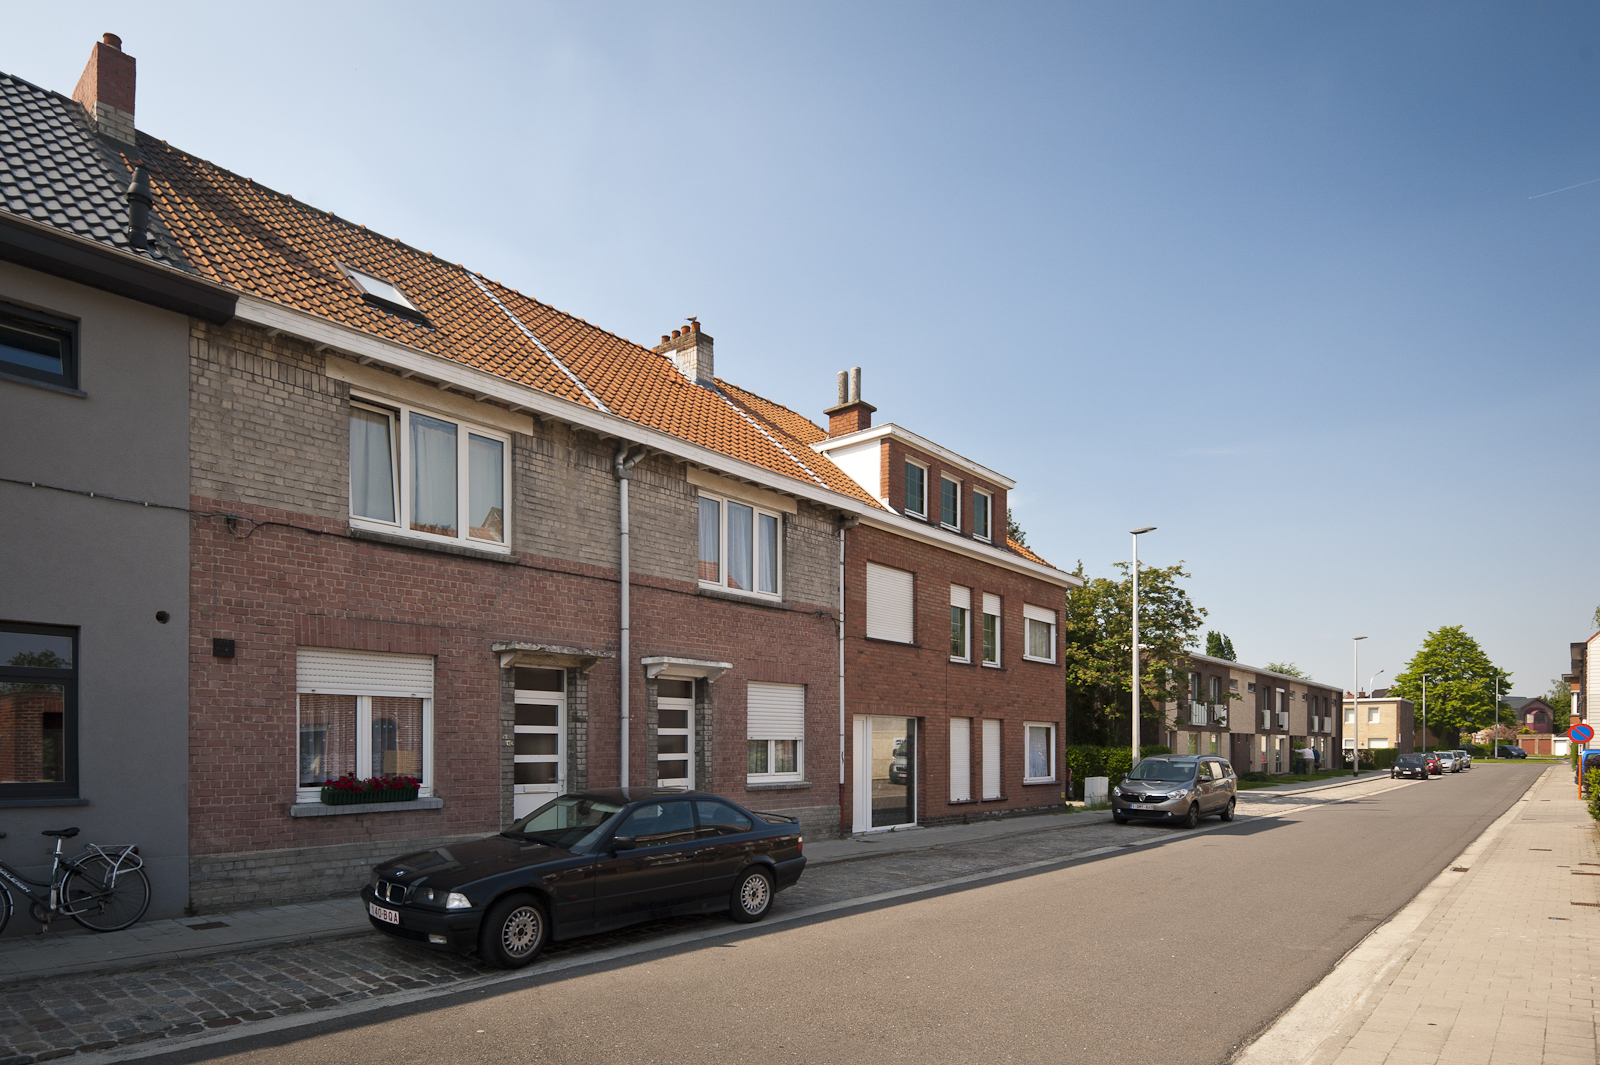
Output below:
[341,264,424,319]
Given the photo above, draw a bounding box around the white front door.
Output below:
[853,714,916,833]
[656,678,694,788]
[513,667,565,820]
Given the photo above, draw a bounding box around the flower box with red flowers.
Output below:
[319,774,421,806]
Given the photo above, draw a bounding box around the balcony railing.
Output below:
[1188,701,1207,725]
[1187,702,1230,727]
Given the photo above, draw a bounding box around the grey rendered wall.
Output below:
[0,260,192,927]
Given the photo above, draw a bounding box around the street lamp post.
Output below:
[1130,526,1156,767]
[1352,637,1368,777]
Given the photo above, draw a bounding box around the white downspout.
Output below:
[838,516,857,789]
[615,444,645,788]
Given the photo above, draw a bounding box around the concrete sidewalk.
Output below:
[1239,764,1599,1065]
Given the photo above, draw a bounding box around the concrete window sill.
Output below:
[0,796,89,808]
[289,797,444,817]
[745,781,812,791]
[348,527,517,564]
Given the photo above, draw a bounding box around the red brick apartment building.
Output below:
[1,35,1077,911]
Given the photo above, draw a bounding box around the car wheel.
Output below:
[1181,803,1200,830]
[730,867,774,923]
[478,894,547,969]
[1220,797,1236,822]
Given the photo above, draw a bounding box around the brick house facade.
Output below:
[3,36,1081,916]
[1162,653,1345,775]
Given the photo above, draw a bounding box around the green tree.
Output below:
[1063,559,1208,745]
[1592,605,1600,632]
[1006,509,1028,548]
[1389,626,1511,748]
[1264,661,1307,678]
[1205,631,1236,661]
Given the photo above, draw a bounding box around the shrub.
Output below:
[1356,748,1402,770]
[1063,744,1171,797]
[1587,768,1600,822]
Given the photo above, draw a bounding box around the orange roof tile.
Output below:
[1007,537,1055,568]
[131,134,880,507]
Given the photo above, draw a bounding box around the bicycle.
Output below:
[0,827,150,933]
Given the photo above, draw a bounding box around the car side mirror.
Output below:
[610,836,637,852]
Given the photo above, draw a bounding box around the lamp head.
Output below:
[1130,526,1156,535]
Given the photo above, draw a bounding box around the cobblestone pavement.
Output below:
[0,778,1405,1064]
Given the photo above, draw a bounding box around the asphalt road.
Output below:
[151,764,1542,1065]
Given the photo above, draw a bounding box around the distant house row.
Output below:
[0,36,1074,921]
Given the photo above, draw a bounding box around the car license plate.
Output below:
[1130,802,1158,810]
[368,902,400,925]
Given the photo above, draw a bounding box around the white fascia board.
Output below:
[813,423,1017,490]
[234,295,1074,588]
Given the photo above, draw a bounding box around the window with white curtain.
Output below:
[295,647,433,799]
[349,399,510,550]
[1023,604,1057,663]
[1024,722,1056,783]
[697,493,781,597]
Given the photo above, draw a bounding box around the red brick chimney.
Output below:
[652,319,715,386]
[73,33,137,144]
[824,366,875,437]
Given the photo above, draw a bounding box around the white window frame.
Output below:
[1023,721,1056,783]
[348,396,512,553]
[939,474,961,531]
[513,671,566,809]
[1368,707,1381,724]
[295,696,437,802]
[1023,604,1057,664]
[657,687,696,788]
[294,649,435,803]
[696,491,783,600]
[747,681,805,784]
[972,489,993,542]
[904,458,929,518]
[950,585,971,663]
[981,593,1001,667]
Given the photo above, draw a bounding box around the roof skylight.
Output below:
[341,265,420,314]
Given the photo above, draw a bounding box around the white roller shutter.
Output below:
[949,585,971,610]
[1023,603,1056,625]
[982,719,1001,799]
[296,647,433,698]
[982,593,1000,617]
[747,681,805,741]
[949,718,971,802]
[866,562,914,643]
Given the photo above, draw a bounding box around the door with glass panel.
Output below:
[513,667,565,819]
[656,679,694,788]
[852,715,916,832]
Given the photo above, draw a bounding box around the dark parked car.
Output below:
[888,738,909,785]
[362,789,805,968]
[1391,754,1430,780]
[1496,745,1528,759]
[1110,756,1237,828]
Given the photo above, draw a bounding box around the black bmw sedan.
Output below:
[362,789,805,968]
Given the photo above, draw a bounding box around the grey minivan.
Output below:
[1111,756,1237,828]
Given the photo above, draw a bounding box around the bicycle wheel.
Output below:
[0,880,12,936]
[62,855,150,932]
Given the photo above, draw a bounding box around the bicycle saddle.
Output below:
[40,827,79,838]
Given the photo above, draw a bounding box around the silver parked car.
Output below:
[1111,756,1237,828]
[1435,751,1462,773]
[1453,749,1472,769]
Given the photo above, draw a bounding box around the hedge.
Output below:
[1587,768,1600,822]
[1356,748,1402,770]
[1064,745,1170,798]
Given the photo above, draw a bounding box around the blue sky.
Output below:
[9,2,1600,696]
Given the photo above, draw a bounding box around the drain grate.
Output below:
[1451,866,1470,872]
[185,921,229,931]
[1530,848,1552,852]
[1572,902,1600,908]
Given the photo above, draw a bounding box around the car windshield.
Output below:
[1127,759,1196,782]
[1397,755,1423,765]
[504,795,625,850]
